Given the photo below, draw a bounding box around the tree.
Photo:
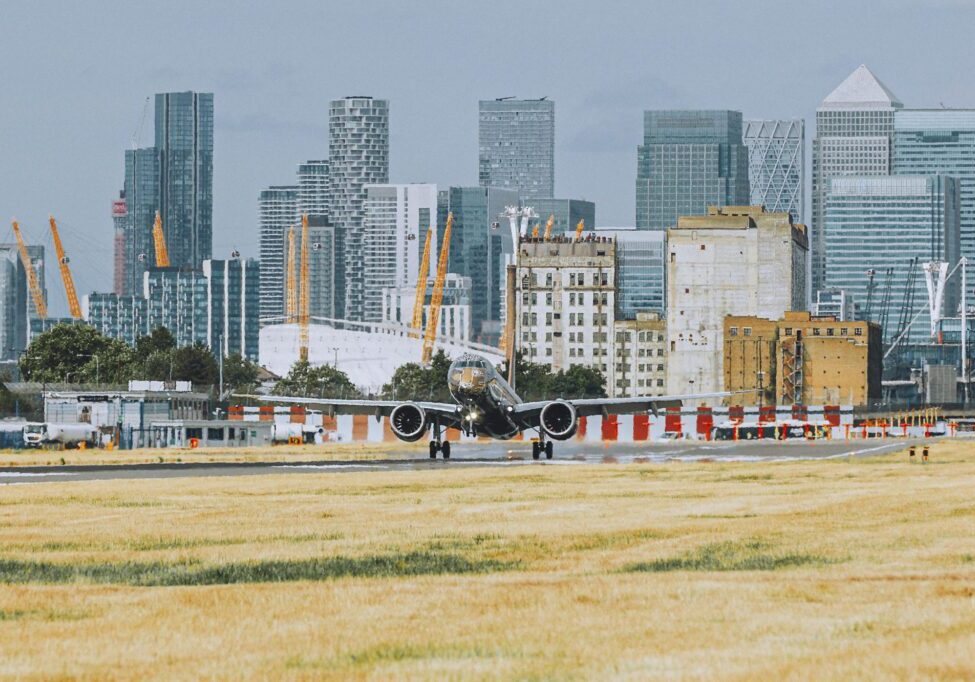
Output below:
[221,353,260,393]
[170,343,219,385]
[273,361,361,398]
[549,364,607,399]
[135,327,176,359]
[19,323,131,384]
[381,350,452,402]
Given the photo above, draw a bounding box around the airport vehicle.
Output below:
[23,422,99,448]
[239,353,725,460]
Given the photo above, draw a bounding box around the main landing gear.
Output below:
[531,440,554,460]
[429,439,451,459]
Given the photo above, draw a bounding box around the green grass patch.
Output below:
[623,540,835,573]
[0,551,517,586]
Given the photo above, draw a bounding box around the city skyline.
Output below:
[4,1,975,317]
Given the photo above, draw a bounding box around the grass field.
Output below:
[0,443,973,679]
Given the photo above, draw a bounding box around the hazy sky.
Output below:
[2,0,975,315]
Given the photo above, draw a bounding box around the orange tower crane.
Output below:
[152,211,170,267]
[48,216,82,319]
[298,214,310,362]
[10,220,47,319]
[286,225,297,323]
[421,213,453,364]
[574,218,585,241]
[410,227,433,339]
[542,214,555,240]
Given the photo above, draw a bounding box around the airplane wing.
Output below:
[512,392,733,420]
[233,394,461,422]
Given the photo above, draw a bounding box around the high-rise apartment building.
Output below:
[258,186,298,322]
[823,175,960,344]
[478,98,555,199]
[666,206,807,400]
[122,147,159,296]
[83,294,148,347]
[528,198,595,237]
[362,184,438,322]
[893,110,975,262]
[438,186,518,341]
[329,96,389,322]
[743,119,805,224]
[595,228,666,317]
[203,258,261,360]
[155,92,214,270]
[812,65,902,295]
[305,216,337,320]
[636,110,750,231]
[298,160,330,217]
[143,268,207,348]
[0,244,45,361]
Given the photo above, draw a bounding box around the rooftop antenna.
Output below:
[131,96,150,149]
[495,96,515,101]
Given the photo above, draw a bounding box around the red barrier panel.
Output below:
[696,406,713,440]
[792,404,808,421]
[289,406,306,424]
[633,414,650,441]
[759,405,776,424]
[729,405,744,423]
[577,416,587,440]
[823,405,840,427]
[665,407,682,434]
[601,414,619,441]
[259,406,274,422]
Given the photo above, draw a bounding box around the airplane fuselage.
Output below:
[447,354,522,439]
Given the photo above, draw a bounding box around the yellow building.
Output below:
[724,311,882,406]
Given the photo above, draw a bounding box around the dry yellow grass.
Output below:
[0,441,424,467]
[0,442,973,679]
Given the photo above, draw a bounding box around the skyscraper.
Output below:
[824,175,960,345]
[305,216,337,320]
[155,91,214,270]
[438,186,518,341]
[258,186,298,322]
[595,228,667,317]
[362,184,438,322]
[0,244,45,361]
[528,198,595,238]
[329,96,389,322]
[478,98,555,199]
[636,110,750,231]
[893,109,975,262]
[203,258,261,360]
[298,160,330,217]
[112,191,127,296]
[743,119,805,224]
[812,65,903,295]
[122,147,159,296]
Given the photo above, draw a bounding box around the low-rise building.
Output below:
[613,312,667,397]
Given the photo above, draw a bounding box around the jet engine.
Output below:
[539,400,578,440]
[389,403,428,442]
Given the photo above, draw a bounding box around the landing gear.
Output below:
[545,441,553,460]
[532,440,554,460]
[441,441,451,459]
[429,440,438,459]
[532,441,540,460]
[429,440,451,459]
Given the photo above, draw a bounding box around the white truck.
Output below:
[23,423,99,448]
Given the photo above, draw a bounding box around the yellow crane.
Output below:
[574,218,585,241]
[152,211,170,267]
[298,213,310,362]
[542,214,555,240]
[531,225,539,239]
[411,227,433,339]
[286,225,297,323]
[421,212,453,365]
[48,216,82,319]
[10,220,47,319]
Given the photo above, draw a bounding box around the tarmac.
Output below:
[0,438,912,485]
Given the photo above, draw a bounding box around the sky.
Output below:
[2,0,975,315]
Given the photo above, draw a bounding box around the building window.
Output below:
[743,327,751,337]
[729,327,738,337]
[841,328,848,336]
[813,328,821,336]
[700,244,706,250]
[784,327,792,336]
[855,328,863,336]
[827,328,834,336]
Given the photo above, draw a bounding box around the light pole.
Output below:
[332,346,339,368]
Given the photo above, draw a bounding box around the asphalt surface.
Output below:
[0,438,914,485]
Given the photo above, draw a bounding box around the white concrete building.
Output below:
[381,273,472,343]
[666,206,807,401]
[614,312,667,398]
[362,183,438,322]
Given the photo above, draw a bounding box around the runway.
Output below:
[0,438,913,485]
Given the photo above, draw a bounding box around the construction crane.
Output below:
[48,216,82,319]
[531,224,540,239]
[574,218,585,241]
[286,225,297,323]
[421,212,453,365]
[10,220,47,319]
[893,257,919,345]
[411,228,433,339]
[152,211,170,267]
[298,213,310,362]
[542,214,555,240]
[878,268,894,339]
[863,269,877,321]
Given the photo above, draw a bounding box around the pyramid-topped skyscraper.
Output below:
[812,65,903,296]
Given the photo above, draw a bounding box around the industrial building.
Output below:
[723,312,882,406]
[666,206,807,400]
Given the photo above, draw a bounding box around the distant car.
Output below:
[660,431,683,440]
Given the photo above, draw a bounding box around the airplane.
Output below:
[238,352,728,460]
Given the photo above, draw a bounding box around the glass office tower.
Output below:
[596,228,666,317]
[824,175,960,344]
[528,198,595,238]
[635,110,750,231]
[744,119,805,224]
[478,99,555,199]
[204,258,261,360]
[122,147,159,296]
[894,109,975,262]
[155,92,214,269]
[812,65,902,295]
[258,186,298,323]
